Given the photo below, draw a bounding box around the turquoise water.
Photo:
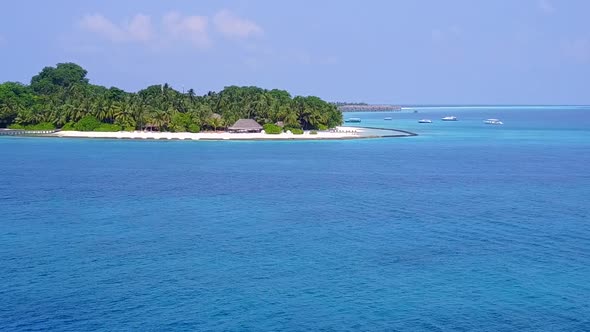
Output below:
[2,106,590,330]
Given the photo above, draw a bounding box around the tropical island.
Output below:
[0,63,415,140]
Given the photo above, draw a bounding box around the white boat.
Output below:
[484,119,503,125]
[384,117,392,120]
[344,117,361,123]
[418,119,432,123]
[441,116,457,121]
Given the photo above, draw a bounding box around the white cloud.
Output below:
[163,12,210,47]
[213,10,263,39]
[78,10,263,49]
[80,13,153,42]
[538,0,555,14]
[127,15,152,42]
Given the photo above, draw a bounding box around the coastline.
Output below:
[44,126,416,141]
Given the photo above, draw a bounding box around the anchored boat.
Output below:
[441,116,457,121]
[344,118,361,123]
[484,119,503,125]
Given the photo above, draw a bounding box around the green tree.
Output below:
[74,115,101,131]
[207,116,225,131]
[30,63,89,95]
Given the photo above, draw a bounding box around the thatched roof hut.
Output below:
[228,119,263,133]
[210,113,222,120]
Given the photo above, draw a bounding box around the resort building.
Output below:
[228,119,263,133]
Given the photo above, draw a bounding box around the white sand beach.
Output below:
[50,127,415,140]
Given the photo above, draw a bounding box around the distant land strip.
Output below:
[337,104,402,112]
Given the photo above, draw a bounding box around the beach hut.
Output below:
[228,119,263,133]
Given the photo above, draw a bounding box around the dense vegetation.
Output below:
[262,123,282,134]
[0,63,342,131]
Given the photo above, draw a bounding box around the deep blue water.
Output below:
[1,106,590,331]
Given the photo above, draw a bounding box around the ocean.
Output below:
[1,106,589,331]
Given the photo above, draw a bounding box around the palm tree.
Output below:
[134,102,148,131]
[147,108,170,131]
[106,101,120,123]
[187,88,196,103]
[114,102,134,129]
[51,105,68,127]
[207,116,224,132]
[95,100,108,122]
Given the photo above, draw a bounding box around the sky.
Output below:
[0,0,589,104]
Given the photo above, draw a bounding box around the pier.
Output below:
[0,129,60,136]
[338,104,402,112]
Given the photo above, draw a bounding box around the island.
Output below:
[0,63,415,140]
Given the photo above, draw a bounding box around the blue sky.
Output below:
[1,0,589,104]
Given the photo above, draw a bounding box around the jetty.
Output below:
[338,104,402,112]
[0,129,60,136]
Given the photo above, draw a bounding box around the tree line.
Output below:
[0,63,342,132]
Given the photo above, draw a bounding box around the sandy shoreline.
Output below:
[47,127,416,141]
